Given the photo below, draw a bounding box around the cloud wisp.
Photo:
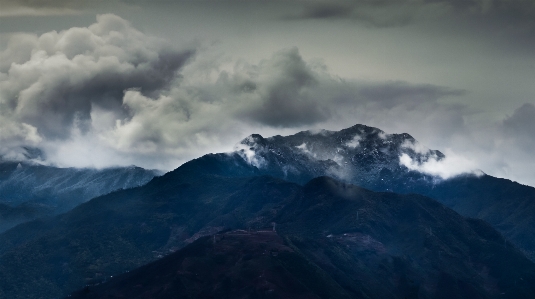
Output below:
[398,140,483,180]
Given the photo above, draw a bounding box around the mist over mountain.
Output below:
[0,124,534,298]
[223,124,535,260]
[0,156,161,232]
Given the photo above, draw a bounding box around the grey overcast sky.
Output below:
[1,0,535,186]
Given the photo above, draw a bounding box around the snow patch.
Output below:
[242,135,257,144]
[295,143,316,158]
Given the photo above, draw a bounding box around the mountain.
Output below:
[223,124,535,260]
[1,163,534,298]
[0,160,161,232]
[68,231,352,299]
[0,202,52,233]
[232,125,443,190]
[66,176,535,299]
[3,123,535,298]
[0,173,302,299]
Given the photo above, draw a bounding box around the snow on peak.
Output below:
[295,143,316,158]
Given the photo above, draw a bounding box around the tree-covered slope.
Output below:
[1,165,534,298]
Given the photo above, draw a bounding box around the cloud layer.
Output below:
[1,14,192,139]
[291,0,535,27]
[1,13,534,187]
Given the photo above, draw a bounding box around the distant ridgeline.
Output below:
[1,124,535,299]
[0,158,161,232]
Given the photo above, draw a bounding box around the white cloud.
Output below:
[0,13,192,140]
[399,150,482,180]
[296,143,315,157]
[233,142,266,169]
[401,139,431,155]
[345,134,361,148]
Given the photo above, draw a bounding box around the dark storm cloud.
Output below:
[289,0,535,29]
[232,48,330,127]
[98,46,469,166]
[502,103,535,150]
[301,3,353,19]
[194,48,465,129]
[358,82,466,109]
[0,14,193,139]
[0,0,90,16]
[285,0,415,27]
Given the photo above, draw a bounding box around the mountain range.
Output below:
[68,176,535,299]
[0,158,161,232]
[0,124,534,298]
[228,124,535,261]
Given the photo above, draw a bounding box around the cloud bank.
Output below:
[0,14,193,166]
[1,13,534,187]
[291,0,535,27]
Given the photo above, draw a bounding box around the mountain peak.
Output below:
[229,124,445,188]
[239,133,266,146]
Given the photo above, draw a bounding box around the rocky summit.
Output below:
[234,124,446,191]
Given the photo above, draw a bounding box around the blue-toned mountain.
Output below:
[218,124,535,260]
[0,160,161,231]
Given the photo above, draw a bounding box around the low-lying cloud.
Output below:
[399,151,482,180]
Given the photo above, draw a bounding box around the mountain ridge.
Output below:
[224,124,535,260]
[2,123,535,298]
[61,175,535,299]
[0,160,161,232]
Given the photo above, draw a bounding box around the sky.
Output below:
[0,0,534,186]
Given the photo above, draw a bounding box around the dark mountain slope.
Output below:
[0,161,160,231]
[68,231,352,299]
[276,177,535,299]
[67,176,535,299]
[415,174,535,261]
[1,165,534,298]
[187,124,535,260]
[0,202,52,232]
[0,174,300,299]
